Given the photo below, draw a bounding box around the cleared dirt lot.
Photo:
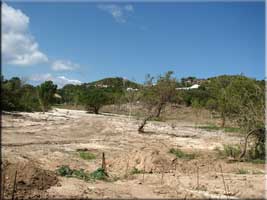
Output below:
[2,108,265,199]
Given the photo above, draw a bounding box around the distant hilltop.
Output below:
[83,76,207,89]
[84,77,141,89]
[62,74,262,90]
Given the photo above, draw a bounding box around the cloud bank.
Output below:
[3,3,82,86]
[52,60,80,71]
[98,4,134,23]
[2,3,48,66]
[30,73,82,87]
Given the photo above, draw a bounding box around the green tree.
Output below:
[37,81,57,112]
[2,77,23,111]
[80,88,110,114]
[225,76,265,160]
[203,75,235,127]
[20,84,41,111]
[138,71,179,132]
[60,84,82,106]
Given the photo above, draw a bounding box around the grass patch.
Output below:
[130,167,144,174]
[78,151,96,160]
[214,144,241,159]
[56,165,108,181]
[224,127,241,133]
[252,170,264,174]
[199,124,221,131]
[214,146,265,164]
[198,124,241,133]
[169,148,197,160]
[150,116,165,122]
[236,168,249,174]
[247,159,265,164]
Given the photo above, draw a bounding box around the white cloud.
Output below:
[98,4,134,23]
[51,60,80,71]
[56,76,82,86]
[2,3,48,66]
[30,73,82,87]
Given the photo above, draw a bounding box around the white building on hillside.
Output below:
[176,84,200,90]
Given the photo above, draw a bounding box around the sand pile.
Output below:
[2,160,58,199]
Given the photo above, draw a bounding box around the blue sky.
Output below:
[2,2,265,86]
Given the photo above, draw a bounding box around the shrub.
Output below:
[78,151,96,160]
[215,144,241,159]
[236,168,249,174]
[169,148,197,160]
[56,166,107,181]
[89,168,108,180]
[248,159,265,164]
[130,167,144,174]
[57,165,73,177]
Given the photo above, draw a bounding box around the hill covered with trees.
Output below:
[1,72,265,162]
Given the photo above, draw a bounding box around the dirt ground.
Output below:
[1,108,266,199]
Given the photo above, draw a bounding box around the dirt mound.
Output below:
[108,147,176,175]
[2,160,58,199]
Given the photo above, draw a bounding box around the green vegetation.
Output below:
[248,159,265,164]
[56,165,108,181]
[224,127,241,133]
[130,167,144,174]
[169,148,197,160]
[199,125,221,131]
[1,77,41,111]
[138,71,179,132]
[236,168,249,174]
[2,73,264,163]
[198,124,241,133]
[214,144,265,164]
[37,81,58,112]
[78,151,96,160]
[252,170,264,174]
[89,77,141,89]
[79,87,112,114]
[215,144,242,159]
[89,168,108,180]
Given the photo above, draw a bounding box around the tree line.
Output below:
[1,72,265,160]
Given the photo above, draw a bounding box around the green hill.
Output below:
[87,77,141,89]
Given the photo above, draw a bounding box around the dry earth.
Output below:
[1,108,266,199]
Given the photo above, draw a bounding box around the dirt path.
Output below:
[2,108,265,199]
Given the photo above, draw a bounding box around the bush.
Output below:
[78,151,96,160]
[215,144,241,159]
[236,168,249,174]
[130,167,144,174]
[56,166,108,181]
[169,148,197,160]
[57,165,73,177]
[89,168,108,180]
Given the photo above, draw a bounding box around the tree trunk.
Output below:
[94,107,99,114]
[138,115,153,133]
[221,113,225,128]
[155,103,164,118]
[239,129,258,160]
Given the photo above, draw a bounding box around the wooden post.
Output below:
[11,170,17,200]
[142,164,145,183]
[1,169,5,200]
[102,152,106,173]
[219,164,229,197]
[161,170,164,185]
[196,165,199,190]
[125,158,129,178]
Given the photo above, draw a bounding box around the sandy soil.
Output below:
[2,108,266,199]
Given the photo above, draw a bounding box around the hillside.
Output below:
[87,77,141,89]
